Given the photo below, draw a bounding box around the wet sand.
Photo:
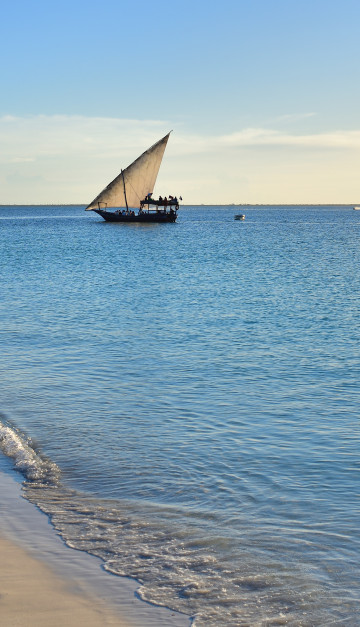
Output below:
[0,535,131,626]
[0,467,190,627]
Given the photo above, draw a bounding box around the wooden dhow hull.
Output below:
[94,209,177,223]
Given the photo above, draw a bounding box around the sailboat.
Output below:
[85,132,179,223]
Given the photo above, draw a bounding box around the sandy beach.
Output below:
[0,465,190,627]
[0,535,131,626]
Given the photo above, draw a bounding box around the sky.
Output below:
[1,0,360,204]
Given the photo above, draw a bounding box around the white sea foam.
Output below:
[24,480,349,627]
[0,420,59,483]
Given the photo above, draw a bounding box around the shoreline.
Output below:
[0,464,190,627]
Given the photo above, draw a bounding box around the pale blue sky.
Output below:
[1,0,360,203]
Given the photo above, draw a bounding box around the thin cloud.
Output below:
[219,128,360,148]
[174,128,360,152]
[10,157,35,163]
[0,115,168,162]
[273,112,317,123]
[1,116,360,164]
[1,115,360,204]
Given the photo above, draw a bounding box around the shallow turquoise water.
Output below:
[1,205,359,625]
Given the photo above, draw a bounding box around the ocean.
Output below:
[0,204,359,626]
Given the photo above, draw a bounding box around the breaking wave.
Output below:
[0,416,358,626]
[0,419,60,484]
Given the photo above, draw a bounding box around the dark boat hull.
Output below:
[94,209,177,223]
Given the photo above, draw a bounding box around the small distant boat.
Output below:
[353,207,360,210]
[85,133,179,223]
[234,214,245,220]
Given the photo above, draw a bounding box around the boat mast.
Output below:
[121,169,129,211]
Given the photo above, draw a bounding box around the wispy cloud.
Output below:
[1,115,360,204]
[273,112,317,123]
[1,115,359,164]
[220,128,360,148]
[0,115,168,163]
[172,128,360,152]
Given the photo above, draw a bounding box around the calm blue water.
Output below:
[1,205,360,625]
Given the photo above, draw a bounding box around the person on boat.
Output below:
[159,196,163,204]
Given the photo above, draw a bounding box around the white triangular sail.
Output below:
[85,133,171,211]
